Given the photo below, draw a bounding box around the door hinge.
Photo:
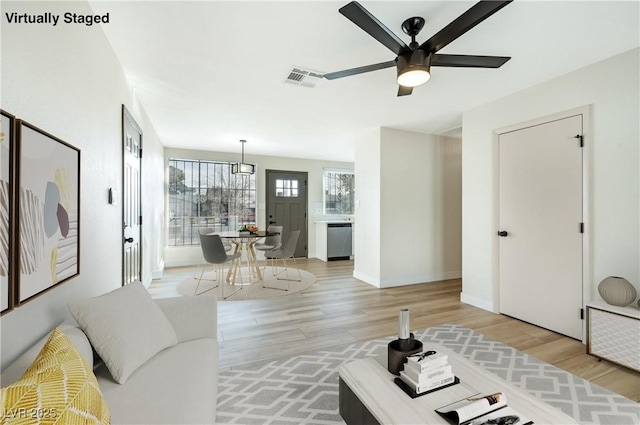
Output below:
[304,180,307,186]
[580,222,584,233]
[580,308,584,320]
[139,215,143,225]
[574,134,583,147]
[139,148,142,158]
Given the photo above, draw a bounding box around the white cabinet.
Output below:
[586,300,640,372]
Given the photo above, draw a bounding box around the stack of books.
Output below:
[399,349,455,394]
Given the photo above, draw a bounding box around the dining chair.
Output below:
[196,227,233,283]
[263,230,301,291]
[199,227,232,251]
[255,225,283,270]
[196,233,242,299]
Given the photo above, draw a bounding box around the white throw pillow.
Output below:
[68,282,178,384]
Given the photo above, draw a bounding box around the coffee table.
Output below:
[339,344,578,425]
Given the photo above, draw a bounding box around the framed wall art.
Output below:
[17,120,80,304]
[1,110,15,314]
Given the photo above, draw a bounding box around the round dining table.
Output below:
[218,230,279,284]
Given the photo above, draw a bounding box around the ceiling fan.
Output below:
[323,0,513,96]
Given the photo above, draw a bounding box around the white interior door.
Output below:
[499,115,583,339]
[122,107,142,286]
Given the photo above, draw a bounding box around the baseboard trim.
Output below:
[353,270,462,288]
[165,259,201,268]
[353,270,381,288]
[142,274,153,289]
[152,259,165,280]
[460,292,494,312]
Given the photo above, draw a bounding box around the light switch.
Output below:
[108,188,118,205]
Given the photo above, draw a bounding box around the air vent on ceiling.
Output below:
[284,67,324,88]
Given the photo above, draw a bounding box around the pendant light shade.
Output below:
[232,139,255,175]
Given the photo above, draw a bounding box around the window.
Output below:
[323,169,355,215]
[168,158,256,246]
[275,179,299,197]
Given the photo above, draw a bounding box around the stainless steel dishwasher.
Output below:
[327,223,352,260]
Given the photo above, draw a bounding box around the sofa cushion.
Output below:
[96,338,218,424]
[0,328,110,424]
[68,282,177,384]
[155,296,218,343]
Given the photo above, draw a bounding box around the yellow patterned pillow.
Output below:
[1,328,110,424]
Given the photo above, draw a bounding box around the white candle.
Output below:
[399,308,410,340]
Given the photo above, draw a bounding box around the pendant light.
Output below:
[231,139,255,175]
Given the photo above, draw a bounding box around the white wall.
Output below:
[354,127,462,288]
[353,129,382,284]
[163,147,353,266]
[0,1,165,368]
[462,48,640,311]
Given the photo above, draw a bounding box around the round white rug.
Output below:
[177,267,316,301]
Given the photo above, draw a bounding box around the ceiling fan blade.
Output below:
[323,60,396,80]
[339,1,409,55]
[397,85,413,97]
[420,0,512,54]
[431,54,510,68]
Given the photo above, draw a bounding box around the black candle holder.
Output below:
[387,333,423,375]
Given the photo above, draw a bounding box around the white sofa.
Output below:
[1,295,219,424]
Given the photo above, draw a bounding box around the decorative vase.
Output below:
[598,276,636,307]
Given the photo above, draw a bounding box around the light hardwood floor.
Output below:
[148,258,639,402]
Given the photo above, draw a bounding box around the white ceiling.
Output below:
[90,1,639,162]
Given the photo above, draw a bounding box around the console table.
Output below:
[586,300,640,372]
[339,344,577,425]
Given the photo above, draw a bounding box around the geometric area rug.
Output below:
[216,324,640,425]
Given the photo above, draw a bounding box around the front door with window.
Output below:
[266,170,308,258]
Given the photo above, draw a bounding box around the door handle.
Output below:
[269,220,277,224]
[498,231,508,237]
[124,237,134,243]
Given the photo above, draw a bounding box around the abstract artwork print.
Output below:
[0,110,15,313]
[18,121,80,303]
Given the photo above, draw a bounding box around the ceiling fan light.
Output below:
[397,68,430,87]
[397,49,431,88]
